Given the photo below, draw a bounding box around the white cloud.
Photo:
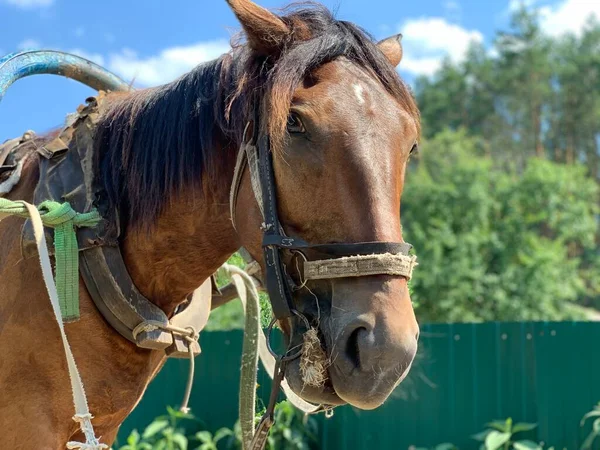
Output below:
[401,56,444,77]
[539,0,600,37]
[398,17,484,76]
[17,38,41,50]
[107,39,231,86]
[2,0,53,8]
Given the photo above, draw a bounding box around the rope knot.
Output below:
[183,325,199,343]
[65,414,109,450]
[37,200,101,228]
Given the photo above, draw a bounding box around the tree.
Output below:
[402,130,598,322]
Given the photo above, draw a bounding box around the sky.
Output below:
[0,0,599,139]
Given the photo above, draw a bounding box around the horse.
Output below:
[0,0,421,448]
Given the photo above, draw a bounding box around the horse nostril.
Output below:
[345,326,365,370]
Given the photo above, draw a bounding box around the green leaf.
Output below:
[126,430,140,446]
[166,406,197,424]
[580,410,600,426]
[513,440,542,450]
[484,431,511,450]
[195,431,213,444]
[472,429,492,441]
[172,433,188,450]
[486,420,510,432]
[213,428,233,443]
[142,419,169,439]
[580,429,600,450]
[512,423,538,434]
[434,443,458,450]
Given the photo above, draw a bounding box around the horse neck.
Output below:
[119,158,240,316]
[102,81,242,316]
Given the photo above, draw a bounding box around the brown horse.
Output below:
[0,0,421,448]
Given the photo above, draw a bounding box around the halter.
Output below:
[229,106,418,342]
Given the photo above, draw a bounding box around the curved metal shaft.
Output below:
[0,50,132,102]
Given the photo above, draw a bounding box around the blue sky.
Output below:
[0,0,597,139]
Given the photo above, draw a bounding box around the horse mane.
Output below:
[94,2,420,232]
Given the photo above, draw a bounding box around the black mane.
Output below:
[94,3,420,231]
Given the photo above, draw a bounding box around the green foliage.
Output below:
[220,400,319,450]
[116,401,318,450]
[264,400,319,450]
[205,253,272,331]
[193,429,233,450]
[471,418,539,450]
[413,418,543,450]
[117,406,198,450]
[415,6,600,179]
[412,6,600,318]
[404,129,599,322]
[580,402,600,449]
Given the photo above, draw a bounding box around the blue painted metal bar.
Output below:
[0,49,132,102]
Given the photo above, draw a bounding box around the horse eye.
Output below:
[410,143,419,155]
[286,113,305,134]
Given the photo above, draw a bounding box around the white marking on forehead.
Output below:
[353,83,365,105]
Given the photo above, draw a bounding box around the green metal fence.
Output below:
[117,322,600,449]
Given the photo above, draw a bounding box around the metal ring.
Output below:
[280,309,311,362]
[265,316,281,359]
[265,309,312,361]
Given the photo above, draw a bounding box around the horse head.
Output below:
[227,0,421,410]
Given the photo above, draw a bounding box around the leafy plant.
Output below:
[117,429,152,450]
[117,406,199,450]
[117,401,319,450]
[222,400,319,450]
[193,428,233,450]
[471,418,539,450]
[403,129,597,323]
[580,402,600,449]
[266,400,319,450]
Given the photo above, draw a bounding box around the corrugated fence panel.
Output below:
[117,322,600,449]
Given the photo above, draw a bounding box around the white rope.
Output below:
[219,263,321,450]
[22,200,107,450]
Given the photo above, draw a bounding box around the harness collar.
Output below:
[19,93,214,358]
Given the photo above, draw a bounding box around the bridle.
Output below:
[229,103,419,433]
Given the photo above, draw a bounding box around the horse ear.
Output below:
[377,34,403,67]
[226,0,290,54]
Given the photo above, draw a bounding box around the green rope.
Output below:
[0,198,101,320]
